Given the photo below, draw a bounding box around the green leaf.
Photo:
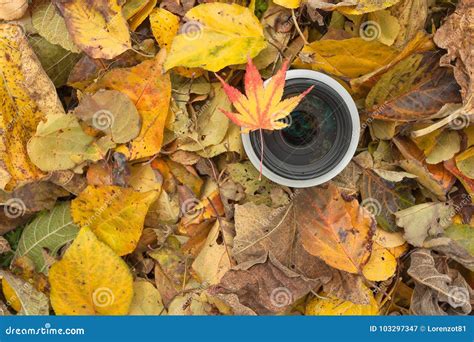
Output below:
[27,114,115,172]
[28,35,81,88]
[445,224,474,256]
[15,202,79,274]
[31,0,81,53]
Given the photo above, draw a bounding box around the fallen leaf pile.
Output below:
[0,0,473,317]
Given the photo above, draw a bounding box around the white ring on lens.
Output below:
[241,70,360,188]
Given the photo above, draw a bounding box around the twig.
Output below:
[291,9,308,45]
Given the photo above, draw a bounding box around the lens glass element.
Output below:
[249,77,353,181]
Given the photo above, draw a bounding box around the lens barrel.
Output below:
[242,70,360,188]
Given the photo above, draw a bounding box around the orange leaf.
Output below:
[297,183,375,274]
[86,50,171,160]
[216,58,312,133]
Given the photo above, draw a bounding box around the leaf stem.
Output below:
[259,128,264,181]
[291,9,308,45]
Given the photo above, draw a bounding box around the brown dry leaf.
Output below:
[434,0,474,113]
[297,183,376,274]
[393,136,456,199]
[408,249,473,315]
[0,0,28,20]
[87,50,171,160]
[232,201,370,304]
[213,254,323,314]
[359,167,414,232]
[366,52,462,121]
[390,0,427,48]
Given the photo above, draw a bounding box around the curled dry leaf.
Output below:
[408,249,473,315]
[434,0,474,112]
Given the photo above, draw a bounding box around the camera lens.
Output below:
[242,70,360,188]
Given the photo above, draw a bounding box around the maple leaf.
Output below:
[216,58,313,133]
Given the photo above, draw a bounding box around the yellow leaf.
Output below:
[129,279,166,315]
[362,242,397,281]
[350,31,434,91]
[71,185,158,256]
[390,0,428,48]
[2,279,21,312]
[366,10,401,46]
[128,163,163,193]
[87,51,171,160]
[455,147,474,179]
[49,227,133,315]
[192,222,232,284]
[27,114,114,172]
[150,8,180,51]
[0,23,65,190]
[164,3,267,72]
[374,227,406,248]
[294,38,398,79]
[128,0,158,31]
[337,0,401,15]
[388,242,409,258]
[273,0,301,9]
[54,0,131,59]
[305,286,379,315]
[122,0,149,19]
